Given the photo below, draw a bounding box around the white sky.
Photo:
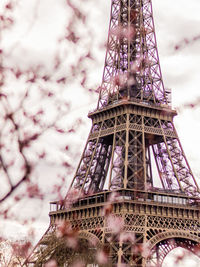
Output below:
[1,0,200,265]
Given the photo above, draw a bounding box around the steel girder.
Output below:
[70,105,199,197]
[97,0,168,109]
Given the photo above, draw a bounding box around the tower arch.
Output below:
[147,232,200,267]
[78,230,102,248]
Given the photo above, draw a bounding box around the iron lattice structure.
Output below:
[26,0,200,266]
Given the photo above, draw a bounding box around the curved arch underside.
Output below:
[148,237,200,267]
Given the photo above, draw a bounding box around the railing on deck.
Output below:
[88,96,172,117]
[49,188,200,213]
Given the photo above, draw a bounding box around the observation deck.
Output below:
[49,189,200,222]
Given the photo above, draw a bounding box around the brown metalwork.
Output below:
[26,0,200,266]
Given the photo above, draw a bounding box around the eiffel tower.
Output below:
[26,0,200,266]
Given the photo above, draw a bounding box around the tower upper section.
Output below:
[97,0,170,110]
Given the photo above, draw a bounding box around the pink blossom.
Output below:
[174,251,186,264]
[108,192,120,202]
[145,182,152,191]
[133,243,151,259]
[44,259,57,267]
[65,236,78,249]
[141,243,151,258]
[107,215,124,233]
[102,203,113,216]
[119,232,135,243]
[55,220,78,249]
[112,73,127,87]
[64,188,82,208]
[111,25,135,41]
[88,234,99,247]
[11,241,32,258]
[96,250,108,264]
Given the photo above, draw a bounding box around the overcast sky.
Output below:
[1,0,200,265]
